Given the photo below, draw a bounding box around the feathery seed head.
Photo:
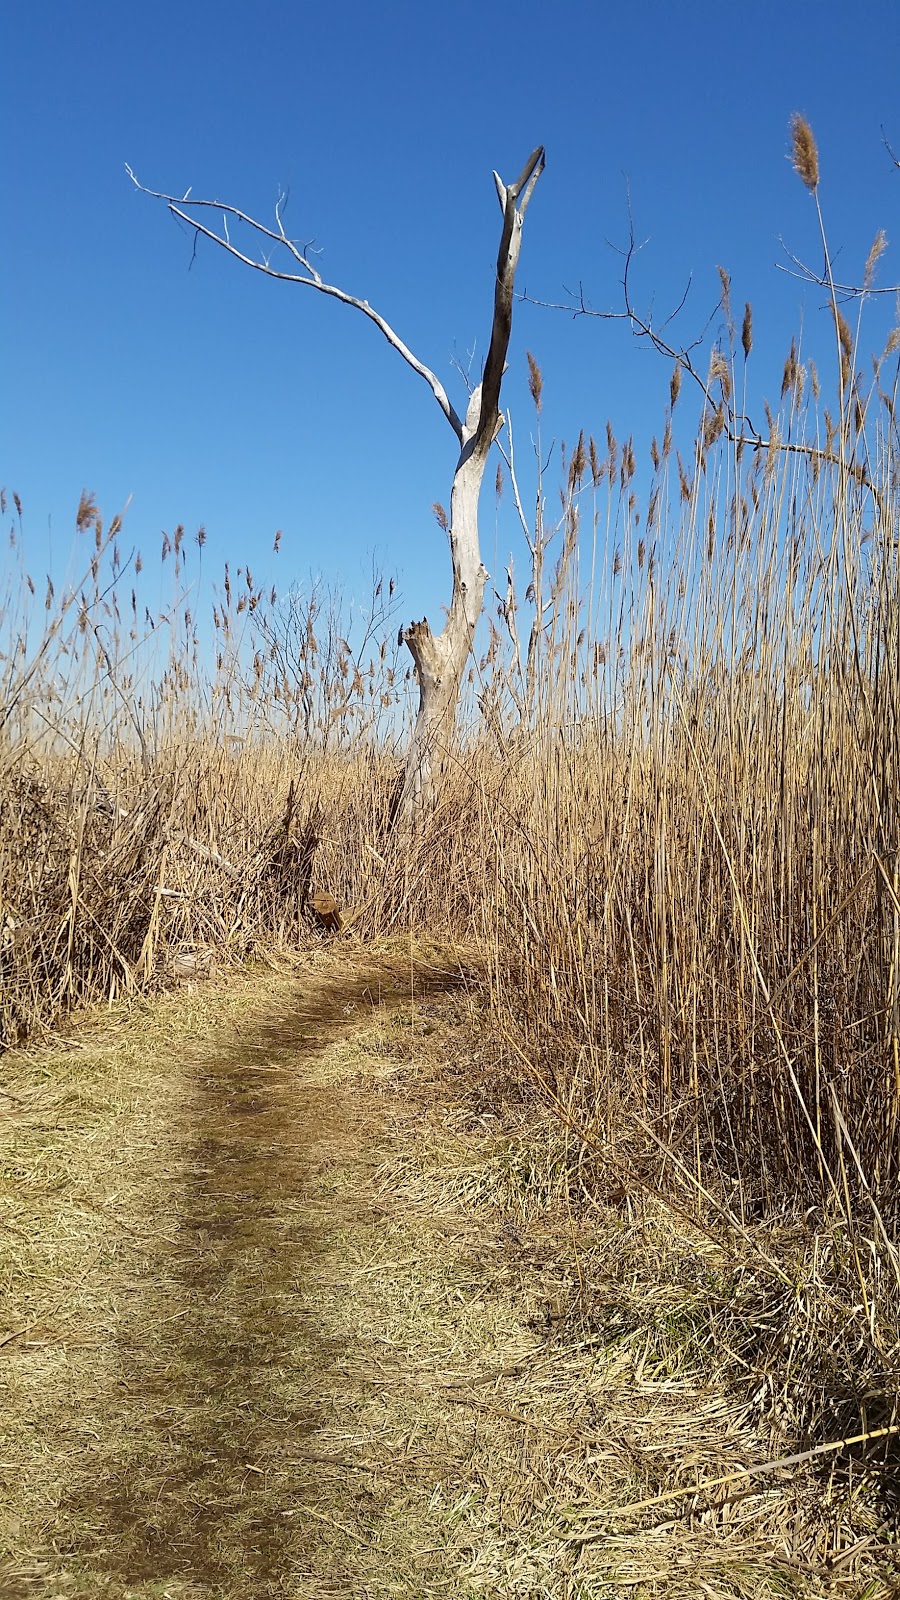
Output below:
[835,307,853,362]
[717,265,733,334]
[781,338,798,401]
[765,423,780,483]
[790,113,819,191]
[703,405,726,451]
[569,430,587,490]
[526,351,543,412]
[864,229,888,290]
[708,347,732,404]
[76,491,97,532]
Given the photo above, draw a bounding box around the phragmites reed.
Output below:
[717,264,733,335]
[781,337,798,401]
[835,307,853,361]
[741,301,753,360]
[526,349,543,411]
[790,112,819,191]
[834,306,854,391]
[568,429,587,489]
[708,346,732,403]
[864,228,888,290]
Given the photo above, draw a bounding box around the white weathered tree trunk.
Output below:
[398,150,545,811]
[398,384,494,812]
[128,146,545,814]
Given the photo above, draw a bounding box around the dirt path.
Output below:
[1,950,564,1599]
[2,948,895,1599]
[61,960,456,1594]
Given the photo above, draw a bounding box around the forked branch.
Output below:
[125,165,464,440]
[474,147,545,456]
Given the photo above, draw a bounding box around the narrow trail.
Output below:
[3,953,554,1599]
[71,965,431,1593]
[64,959,487,1598]
[5,950,890,1599]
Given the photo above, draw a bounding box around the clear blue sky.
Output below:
[4,0,900,634]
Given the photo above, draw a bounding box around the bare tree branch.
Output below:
[775,245,900,302]
[474,147,545,457]
[773,131,900,302]
[126,165,464,441]
[524,218,881,498]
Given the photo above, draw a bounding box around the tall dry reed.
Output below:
[3,128,899,1249]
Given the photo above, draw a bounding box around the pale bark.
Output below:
[398,148,545,810]
[128,147,545,812]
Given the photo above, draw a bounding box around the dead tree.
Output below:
[127,148,545,812]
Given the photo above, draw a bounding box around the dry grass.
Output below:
[1,946,487,1596]
[4,129,900,1588]
[379,1003,900,1596]
[2,953,896,1598]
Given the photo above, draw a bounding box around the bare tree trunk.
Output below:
[399,392,492,811]
[399,149,545,811]
[128,146,544,816]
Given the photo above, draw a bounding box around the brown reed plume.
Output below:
[790,112,820,191]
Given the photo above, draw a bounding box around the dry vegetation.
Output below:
[1,953,896,1597]
[2,120,899,1589]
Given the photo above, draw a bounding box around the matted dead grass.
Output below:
[1,947,897,1598]
[375,1000,900,1598]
